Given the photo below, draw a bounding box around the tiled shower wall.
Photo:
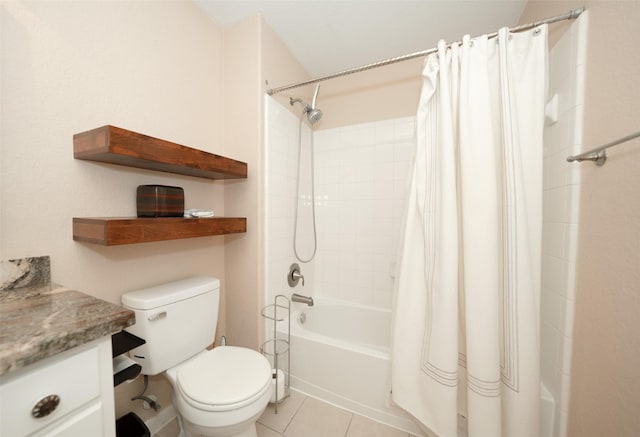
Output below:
[265,96,415,310]
[540,13,587,437]
[265,98,311,306]
[313,118,414,308]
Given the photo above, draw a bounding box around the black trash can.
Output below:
[116,412,150,437]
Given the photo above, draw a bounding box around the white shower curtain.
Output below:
[392,26,547,437]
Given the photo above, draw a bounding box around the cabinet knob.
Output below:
[31,394,60,418]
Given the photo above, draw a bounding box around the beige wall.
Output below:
[221,15,310,350]
[221,15,262,350]
[1,1,310,422]
[520,2,640,436]
[272,57,422,131]
[5,0,637,432]
[261,19,313,121]
[316,58,422,130]
[265,35,422,130]
[1,0,229,423]
[1,0,227,303]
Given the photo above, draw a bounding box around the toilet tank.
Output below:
[121,276,220,375]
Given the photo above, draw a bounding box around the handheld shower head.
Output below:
[307,108,323,125]
[307,84,323,125]
[311,84,320,111]
[289,84,323,125]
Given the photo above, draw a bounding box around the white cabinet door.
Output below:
[0,338,115,437]
[33,401,104,437]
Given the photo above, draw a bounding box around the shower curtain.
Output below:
[392,26,547,437]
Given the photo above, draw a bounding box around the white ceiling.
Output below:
[195,1,528,77]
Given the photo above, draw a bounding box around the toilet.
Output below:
[121,276,272,437]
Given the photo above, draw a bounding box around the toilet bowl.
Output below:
[121,277,272,437]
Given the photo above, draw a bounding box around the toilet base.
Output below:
[180,425,256,437]
[177,411,260,437]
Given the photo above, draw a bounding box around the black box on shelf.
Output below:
[136,185,184,217]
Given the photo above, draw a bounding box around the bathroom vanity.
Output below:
[0,283,134,436]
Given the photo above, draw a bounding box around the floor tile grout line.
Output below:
[259,422,283,435]
[282,394,308,437]
[261,391,414,437]
[257,391,308,436]
[343,412,355,437]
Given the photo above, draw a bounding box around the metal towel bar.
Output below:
[567,131,640,166]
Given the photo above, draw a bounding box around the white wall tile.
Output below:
[394,141,415,162]
[373,144,394,163]
[541,321,561,391]
[296,116,417,308]
[566,224,579,261]
[560,334,574,376]
[357,124,376,146]
[556,408,569,437]
[563,261,577,302]
[543,186,571,223]
[374,120,395,144]
[542,255,565,292]
[540,16,586,437]
[544,112,571,157]
[559,372,572,413]
[394,117,416,141]
[569,105,585,151]
[573,65,586,107]
[543,222,566,258]
[542,287,566,331]
[549,28,573,86]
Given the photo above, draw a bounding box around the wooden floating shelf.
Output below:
[74,125,247,180]
[73,217,247,246]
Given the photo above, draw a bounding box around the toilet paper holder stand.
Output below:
[260,295,291,413]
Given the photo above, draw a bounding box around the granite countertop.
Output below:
[0,283,135,376]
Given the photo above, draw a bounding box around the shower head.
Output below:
[289,83,323,125]
[307,108,323,125]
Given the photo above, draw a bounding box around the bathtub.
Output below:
[278,297,558,437]
[279,298,424,435]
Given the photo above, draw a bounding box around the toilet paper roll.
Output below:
[113,355,139,384]
[113,355,137,374]
[270,369,285,403]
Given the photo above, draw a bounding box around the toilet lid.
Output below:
[176,346,271,408]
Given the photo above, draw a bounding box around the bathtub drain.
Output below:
[298,312,307,324]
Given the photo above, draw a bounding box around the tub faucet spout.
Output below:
[292,293,314,306]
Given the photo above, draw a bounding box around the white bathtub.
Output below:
[279,298,556,437]
[280,298,424,435]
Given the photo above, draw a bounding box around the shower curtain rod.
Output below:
[266,7,584,96]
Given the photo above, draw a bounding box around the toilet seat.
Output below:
[175,346,271,412]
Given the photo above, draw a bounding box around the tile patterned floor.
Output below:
[152,389,419,437]
[151,416,180,437]
[257,390,418,437]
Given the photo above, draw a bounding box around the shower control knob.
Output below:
[288,263,305,287]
